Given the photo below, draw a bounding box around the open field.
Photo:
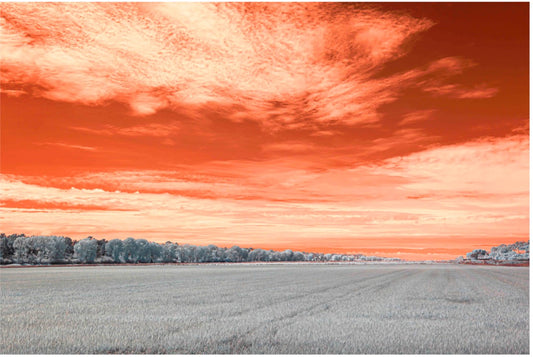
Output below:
[0,264,529,354]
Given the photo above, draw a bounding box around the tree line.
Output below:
[463,241,529,262]
[0,233,400,265]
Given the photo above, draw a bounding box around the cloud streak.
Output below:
[2,134,528,256]
[38,142,98,152]
[70,123,180,138]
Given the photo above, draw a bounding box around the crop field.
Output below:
[0,264,529,354]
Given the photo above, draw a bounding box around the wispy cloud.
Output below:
[371,128,438,154]
[376,135,529,205]
[0,3,438,129]
[413,57,498,99]
[424,84,498,99]
[39,142,98,152]
[398,110,436,126]
[0,88,26,97]
[261,141,316,153]
[70,123,180,137]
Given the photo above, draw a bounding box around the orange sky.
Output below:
[0,3,529,260]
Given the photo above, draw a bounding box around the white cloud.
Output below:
[1,3,434,128]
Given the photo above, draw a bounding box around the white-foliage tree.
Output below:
[123,237,138,263]
[161,242,179,263]
[0,234,23,263]
[225,246,244,262]
[149,241,164,263]
[194,246,208,263]
[293,251,305,261]
[136,239,152,263]
[105,239,124,263]
[248,248,268,262]
[12,235,69,264]
[179,244,195,263]
[74,238,98,263]
[465,241,530,262]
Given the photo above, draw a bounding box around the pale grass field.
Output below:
[0,264,529,354]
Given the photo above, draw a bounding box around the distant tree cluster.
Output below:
[0,233,400,265]
[464,241,529,262]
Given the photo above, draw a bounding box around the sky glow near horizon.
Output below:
[0,3,529,260]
